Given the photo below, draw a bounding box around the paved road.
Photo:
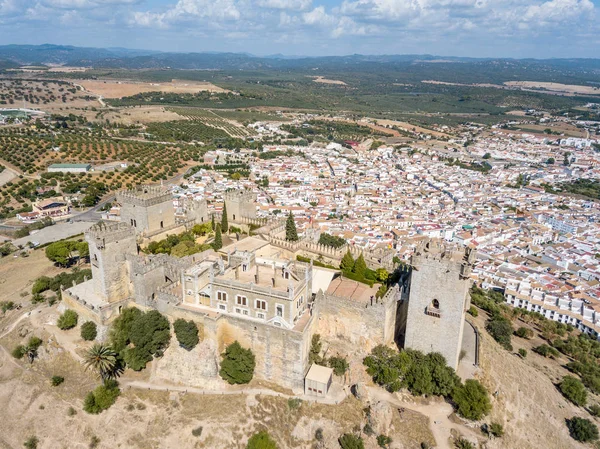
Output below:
[71,195,115,223]
[12,221,95,247]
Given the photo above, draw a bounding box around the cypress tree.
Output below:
[211,214,215,231]
[285,211,298,242]
[212,224,223,250]
[340,250,355,273]
[221,202,228,232]
[352,254,367,277]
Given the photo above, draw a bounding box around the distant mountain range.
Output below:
[1,44,600,73]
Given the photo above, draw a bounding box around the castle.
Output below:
[62,186,474,391]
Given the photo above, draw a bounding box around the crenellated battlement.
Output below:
[86,221,136,246]
[224,189,256,204]
[117,185,172,208]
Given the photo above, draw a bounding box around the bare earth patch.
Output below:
[505,81,600,96]
[311,76,347,86]
[76,79,229,99]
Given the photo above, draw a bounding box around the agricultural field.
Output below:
[76,79,228,99]
[167,107,252,137]
[0,126,205,218]
[145,120,232,142]
[0,79,95,108]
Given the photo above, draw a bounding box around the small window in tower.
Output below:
[432,299,440,309]
[160,221,164,229]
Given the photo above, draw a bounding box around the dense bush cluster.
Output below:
[110,308,171,371]
[57,310,78,330]
[364,345,490,420]
[173,319,200,351]
[83,379,120,414]
[219,341,256,385]
[318,232,347,249]
[145,231,212,258]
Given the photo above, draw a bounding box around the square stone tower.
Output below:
[86,222,137,303]
[403,240,474,369]
[224,189,257,222]
[117,186,175,235]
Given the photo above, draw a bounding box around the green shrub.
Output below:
[328,355,349,376]
[454,438,474,449]
[518,348,527,358]
[515,327,534,339]
[80,321,97,341]
[589,404,600,417]
[363,423,375,436]
[452,379,491,420]
[51,375,64,386]
[486,315,513,350]
[89,436,100,449]
[488,422,504,437]
[83,381,120,414]
[0,301,15,313]
[219,341,255,385]
[567,417,599,442]
[57,309,78,330]
[338,434,364,449]
[246,430,277,449]
[533,344,559,359]
[377,435,392,448]
[467,306,478,317]
[560,376,587,407]
[173,318,199,350]
[287,398,302,410]
[67,407,77,416]
[23,436,39,449]
[192,426,203,437]
[12,345,26,359]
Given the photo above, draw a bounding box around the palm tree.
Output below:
[83,344,119,382]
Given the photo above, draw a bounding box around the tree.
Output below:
[452,379,491,420]
[375,268,388,283]
[546,157,555,164]
[212,224,223,250]
[57,309,78,330]
[309,334,323,365]
[340,251,355,273]
[352,254,367,277]
[45,241,72,267]
[173,319,199,351]
[338,434,364,449]
[81,321,97,341]
[246,431,277,449]
[211,214,215,231]
[221,202,228,231]
[76,241,89,263]
[486,315,513,350]
[220,341,256,385]
[518,348,527,358]
[51,375,64,386]
[515,327,533,339]
[285,211,298,242]
[83,344,119,382]
[482,152,491,159]
[560,376,587,407]
[567,417,599,442]
[122,310,170,371]
[329,355,349,376]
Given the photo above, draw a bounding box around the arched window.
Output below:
[432,299,440,309]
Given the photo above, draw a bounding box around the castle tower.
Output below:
[117,186,175,235]
[86,222,137,303]
[223,189,257,222]
[402,240,473,369]
[185,197,209,224]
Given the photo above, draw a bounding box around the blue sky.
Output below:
[0,0,598,57]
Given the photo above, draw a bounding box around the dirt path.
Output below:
[367,386,480,449]
[121,379,347,405]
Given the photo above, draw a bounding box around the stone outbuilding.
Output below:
[304,364,333,397]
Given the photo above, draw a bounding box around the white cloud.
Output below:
[258,0,311,10]
[523,0,594,23]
